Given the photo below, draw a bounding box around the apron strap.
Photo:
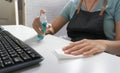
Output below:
[77,0,107,15]
[77,0,83,14]
[99,0,107,15]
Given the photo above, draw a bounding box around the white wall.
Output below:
[25,0,69,36]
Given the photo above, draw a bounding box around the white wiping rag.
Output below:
[54,49,84,59]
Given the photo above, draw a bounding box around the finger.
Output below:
[70,45,92,55]
[62,43,75,51]
[64,45,81,54]
[32,17,43,35]
[64,42,89,54]
[46,23,52,29]
[33,23,43,35]
[63,41,83,51]
[62,39,87,51]
[35,17,42,28]
[83,48,99,57]
[71,39,87,45]
[63,39,88,51]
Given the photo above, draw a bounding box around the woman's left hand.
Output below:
[63,39,108,57]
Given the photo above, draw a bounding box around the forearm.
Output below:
[96,40,120,55]
[46,16,68,35]
[106,41,120,55]
[107,20,120,55]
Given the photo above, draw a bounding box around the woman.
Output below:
[32,0,120,57]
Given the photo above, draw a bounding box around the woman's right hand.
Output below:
[32,17,54,35]
[32,9,47,35]
[32,16,43,35]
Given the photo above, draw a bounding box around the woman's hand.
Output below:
[63,39,108,57]
[32,9,54,35]
[32,16,44,35]
[32,9,47,35]
[32,16,53,35]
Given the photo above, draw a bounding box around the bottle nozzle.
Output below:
[40,9,47,23]
[40,9,46,15]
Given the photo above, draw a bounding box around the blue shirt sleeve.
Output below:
[114,0,120,21]
[60,0,73,21]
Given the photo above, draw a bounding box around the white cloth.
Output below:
[54,49,84,59]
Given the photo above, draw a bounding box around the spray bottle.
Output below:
[37,9,47,40]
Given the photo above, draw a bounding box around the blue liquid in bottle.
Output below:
[37,22,47,40]
[37,9,47,41]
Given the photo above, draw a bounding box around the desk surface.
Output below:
[2,25,120,73]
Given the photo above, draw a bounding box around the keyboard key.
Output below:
[13,56,23,63]
[0,58,4,68]
[4,59,13,66]
[30,53,41,59]
[21,53,31,61]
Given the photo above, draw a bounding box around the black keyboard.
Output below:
[0,29,44,73]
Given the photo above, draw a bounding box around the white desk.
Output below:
[2,25,120,73]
